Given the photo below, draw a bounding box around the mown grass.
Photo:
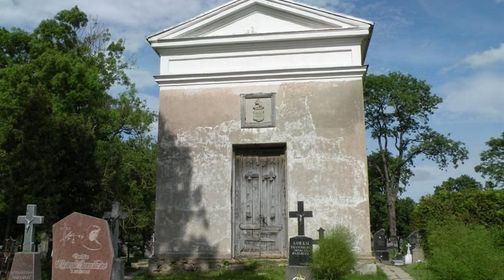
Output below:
[132,260,388,280]
[344,268,388,280]
[133,260,284,280]
[403,263,436,280]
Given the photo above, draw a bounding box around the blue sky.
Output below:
[1,0,503,200]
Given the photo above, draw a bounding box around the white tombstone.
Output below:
[404,243,412,265]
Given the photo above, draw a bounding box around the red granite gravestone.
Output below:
[52,212,113,280]
[7,253,41,280]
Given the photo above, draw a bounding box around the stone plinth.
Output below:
[8,252,41,280]
[285,266,313,280]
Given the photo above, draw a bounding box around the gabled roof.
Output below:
[147,0,373,43]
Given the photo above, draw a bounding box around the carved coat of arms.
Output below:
[252,99,265,122]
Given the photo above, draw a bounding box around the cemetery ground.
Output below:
[130,260,388,280]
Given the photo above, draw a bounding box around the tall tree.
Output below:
[475,132,504,188]
[364,72,468,237]
[0,7,156,242]
[368,152,416,236]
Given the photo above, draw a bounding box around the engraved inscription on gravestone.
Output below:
[288,236,313,266]
[241,93,275,128]
[52,212,113,280]
[8,253,40,280]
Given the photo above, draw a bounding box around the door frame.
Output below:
[231,143,287,258]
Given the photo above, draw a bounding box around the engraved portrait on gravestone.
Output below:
[82,225,103,251]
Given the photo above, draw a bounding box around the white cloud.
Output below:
[0,0,226,51]
[440,72,504,121]
[304,0,356,14]
[126,68,156,90]
[462,43,504,67]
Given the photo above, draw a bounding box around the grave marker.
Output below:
[289,201,313,236]
[103,201,128,280]
[8,205,43,280]
[372,229,388,261]
[404,243,412,265]
[286,201,314,280]
[52,212,113,280]
[16,205,44,252]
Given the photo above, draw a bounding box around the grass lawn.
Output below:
[132,260,388,280]
[403,263,436,280]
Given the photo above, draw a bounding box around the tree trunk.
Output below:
[386,186,397,237]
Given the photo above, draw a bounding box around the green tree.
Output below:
[433,174,481,194]
[413,175,504,237]
[475,132,504,188]
[364,72,468,237]
[0,6,156,245]
[368,152,416,236]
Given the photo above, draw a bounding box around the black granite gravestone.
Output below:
[372,229,388,261]
[288,236,313,266]
[285,201,314,280]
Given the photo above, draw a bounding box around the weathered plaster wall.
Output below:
[155,78,372,261]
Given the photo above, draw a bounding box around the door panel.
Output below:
[234,153,286,257]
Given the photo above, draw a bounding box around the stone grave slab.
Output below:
[285,265,314,280]
[52,212,113,280]
[7,253,41,280]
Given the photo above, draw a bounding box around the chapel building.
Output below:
[147,0,374,272]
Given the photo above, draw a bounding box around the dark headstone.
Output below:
[388,236,399,250]
[286,201,314,280]
[372,229,388,261]
[7,253,41,280]
[406,230,421,250]
[288,236,313,266]
[52,212,113,280]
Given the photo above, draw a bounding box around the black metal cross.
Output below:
[17,204,44,252]
[289,201,312,236]
[103,201,128,257]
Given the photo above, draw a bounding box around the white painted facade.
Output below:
[148,0,375,272]
[149,0,372,87]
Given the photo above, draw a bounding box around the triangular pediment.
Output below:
[148,0,372,42]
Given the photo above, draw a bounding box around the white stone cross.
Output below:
[17,204,44,252]
[405,243,413,264]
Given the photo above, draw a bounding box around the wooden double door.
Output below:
[234,149,286,257]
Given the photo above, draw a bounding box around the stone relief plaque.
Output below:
[241,93,275,128]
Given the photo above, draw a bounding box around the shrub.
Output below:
[310,226,356,280]
[427,223,504,280]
